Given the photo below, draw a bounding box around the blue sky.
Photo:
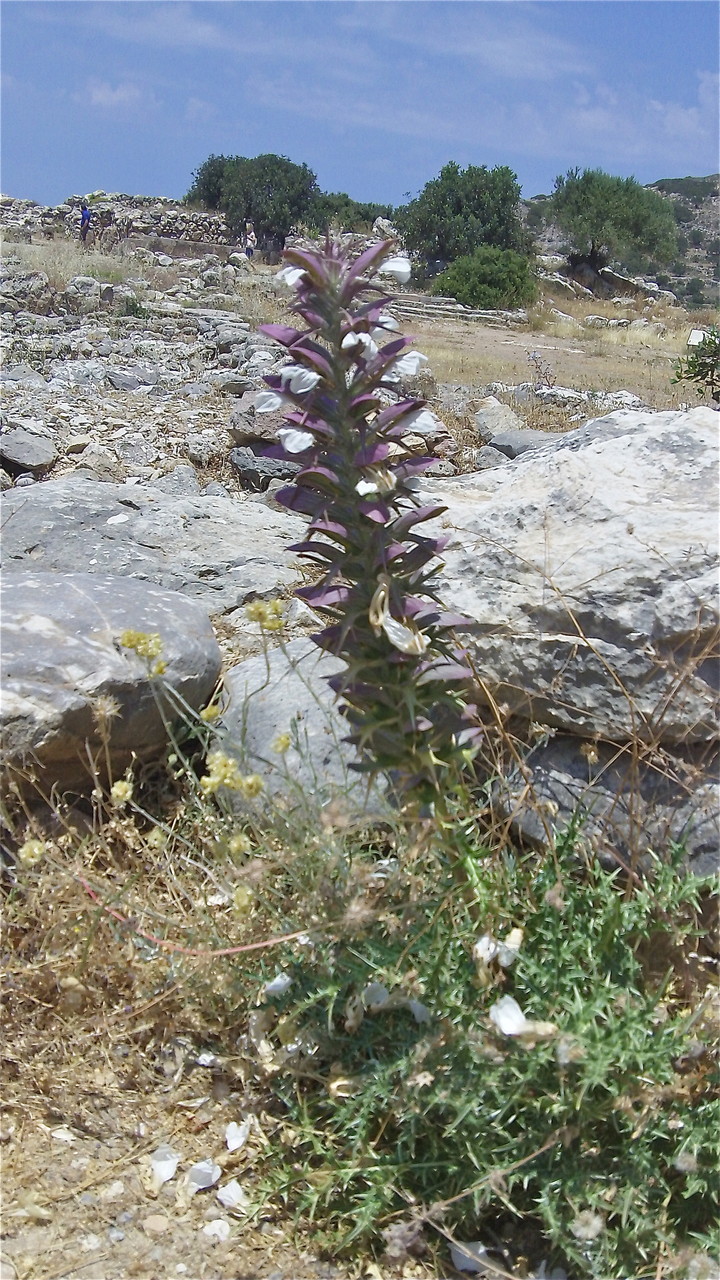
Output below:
[2,1,718,207]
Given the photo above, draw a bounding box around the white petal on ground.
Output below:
[489,995,532,1036]
[279,364,321,394]
[277,427,315,453]
[202,1219,231,1241]
[217,1179,250,1210]
[254,390,285,414]
[262,972,292,998]
[187,1158,222,1195]
[225,1119,251,1152]
[150,1144,181,1189]
[377,256,412,284]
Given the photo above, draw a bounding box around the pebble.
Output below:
[142,1214,171,1236]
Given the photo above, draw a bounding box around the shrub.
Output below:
[431,245,537,310]
[672,324,720,401]
[242,829,718,1278]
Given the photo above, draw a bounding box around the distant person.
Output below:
[79,203,92,245]
[245,223,257,260]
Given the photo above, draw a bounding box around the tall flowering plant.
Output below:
[258,239,480,808]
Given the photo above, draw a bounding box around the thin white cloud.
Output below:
[185,96,217,125]
[75,80,157,112]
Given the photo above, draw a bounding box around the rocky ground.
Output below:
[1,210,718,1280]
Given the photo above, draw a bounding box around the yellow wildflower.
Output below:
[245,599,285,631]
[232,884,254,913]
[229,832,252,856]
[110,779,133,806]
[272,733,291,754]
[200,703,221,723]
[119,630,164,660]
[17,837,45,866]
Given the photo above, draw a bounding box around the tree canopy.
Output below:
[186,153,319,246]
[306,191,392,234]
[550,168,678,271]
[393,162,529,269]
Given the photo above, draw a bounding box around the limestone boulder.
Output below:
[1,422,58,475]
[424,408,719,745]
[1,570,222,794]
[0,475,306,616]
[218,638,387,819]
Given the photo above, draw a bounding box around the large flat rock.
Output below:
[1,570,222,794]
[0,475,306,616]
[424,408,719,745]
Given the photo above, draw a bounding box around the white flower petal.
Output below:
[275,266,305,288]
[279,364,321,394]
[497,927,524,968]
[187,1158,221,1194]
[217,1178,250,1211]
[382,615,428,655]
[377,256,412,285]
[150,1144,181,1189]
[254,390,285,414]
[489,995,531,1036]
[263,972,292,998]
[472,935,499,966]
[277,427,315,454]
[356,478,379,496]
[202,1219,231,1241]
[341,332,378,358]
[225,1119,251,1153]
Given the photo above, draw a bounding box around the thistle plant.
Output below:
[257,240,480,809]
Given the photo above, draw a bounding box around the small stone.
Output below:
[142,1214,170,1236]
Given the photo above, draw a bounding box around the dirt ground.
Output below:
[1,1025,432,1280]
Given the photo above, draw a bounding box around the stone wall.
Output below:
[0,192,234,246]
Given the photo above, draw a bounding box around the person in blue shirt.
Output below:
[80,204,91,245]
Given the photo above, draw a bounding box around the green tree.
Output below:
[306,191,392,234]
[185,154,231,209]
[432,245,537,309]
[394,162,529,269]
[551,168,677,271]
[185,153,319,248]
[221,154,319,247]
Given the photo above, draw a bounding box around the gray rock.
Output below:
[0,424,58,475]
[473,396,524,443]
[423,407,719,745]
[229,447,301,491]
[493,735,718,877]
[489,426,563,458]
[217,375,253,396]
[219,638,387,819]
[1,362,48,388]
[1,570,221,795]
[473,445,512,470]
[0,474,305,616]
[152,465,202,496]
[107,369,141,392]
[185,429,226,465]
